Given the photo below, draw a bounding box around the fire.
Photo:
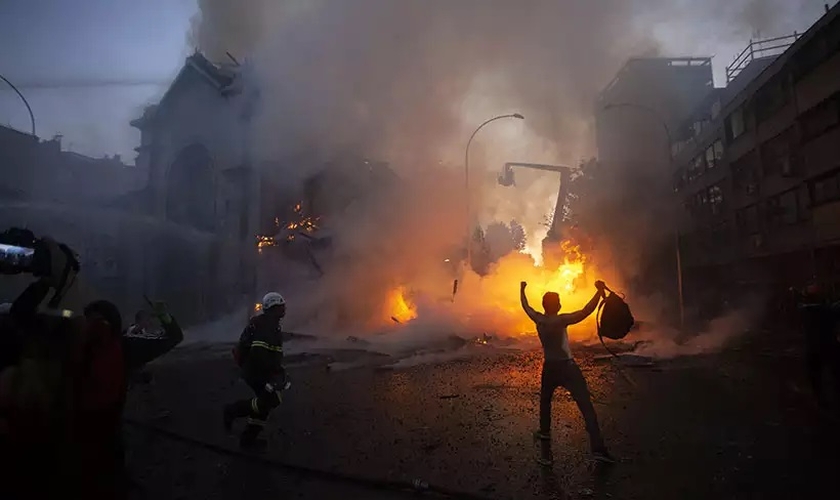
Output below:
[286,201,320,240]
[385,286,417,324]
[450,238,609,342]
[256,202,322,250]
[256,235,277,251]
[505,240,603,340]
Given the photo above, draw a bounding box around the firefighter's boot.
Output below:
[239,421,267,452]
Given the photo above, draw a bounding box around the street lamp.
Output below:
[464,113,524,265]
[0,73,36,136]
[600,102,685,329]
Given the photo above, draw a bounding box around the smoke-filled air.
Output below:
[189,0,821,343]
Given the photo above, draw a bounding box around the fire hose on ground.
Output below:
[123,417,496,500]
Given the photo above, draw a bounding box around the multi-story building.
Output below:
[594,57,714,307]
[672,3,840,308]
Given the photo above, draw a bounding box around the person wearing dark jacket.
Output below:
[798,283,840,409]
[224,292,287,450]
[123,302,184,377]
[79,299,128,499]
[521,280,614,465]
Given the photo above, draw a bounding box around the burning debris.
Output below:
[256,201,323,252]
[285,202,321,241]
[386,286,417,324]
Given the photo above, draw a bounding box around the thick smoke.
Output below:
[189,0,824,339]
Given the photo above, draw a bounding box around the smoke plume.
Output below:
[188,0,825,338]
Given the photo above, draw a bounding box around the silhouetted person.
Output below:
[798,283,840,410]
[521,280,614,464]
[224,292,288,451]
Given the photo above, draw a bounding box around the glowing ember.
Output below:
[385,286,417,324]
[286,201,320,241]
[256,235,277,251]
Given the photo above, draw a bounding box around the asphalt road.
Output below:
[124,333,839,500]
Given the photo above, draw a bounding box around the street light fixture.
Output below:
[600,102,685,329]
[0,73,36,136]
[464,113,524,265]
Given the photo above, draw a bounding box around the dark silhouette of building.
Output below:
[594,57,714,314]
[672,3,840,308]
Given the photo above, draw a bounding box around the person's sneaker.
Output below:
[532,430,551,441]
[591,449,616,464]
[223,407,234,434]
[535,456,554,467]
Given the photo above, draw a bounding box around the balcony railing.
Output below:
[726,33,802,83]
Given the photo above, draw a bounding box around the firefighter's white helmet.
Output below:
[262,292,286,310]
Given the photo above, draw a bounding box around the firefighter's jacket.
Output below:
[236,313,284,383]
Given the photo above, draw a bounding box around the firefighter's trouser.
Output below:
[540,359,605,451]
[226,377,283,442]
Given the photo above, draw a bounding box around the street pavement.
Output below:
[124,333,839,499]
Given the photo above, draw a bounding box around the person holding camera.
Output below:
[520,279,615,465]
[0,229,131,497]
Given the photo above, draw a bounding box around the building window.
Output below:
[732,150,759,195]
[710,220,730,245]
[760,128,795,177]
[755,76,790,123]
[800,93,839,140]
[697,189,709,216]
[687,154,705,182]
[708,184,724,216]
[713,140,724,163]
[736,204,760,235]
[766,190,799,227]
[704,139,724,170]
[728,106,746,140]
[798,184,811,217]
[711,100,722,120]
[812,169,840,206]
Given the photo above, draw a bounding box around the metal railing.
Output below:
[726,33,802,83]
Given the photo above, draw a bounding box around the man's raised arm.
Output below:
[558,281,606,326]
[520,281,542,322]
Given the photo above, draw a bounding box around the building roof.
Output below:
[130,52,241,130]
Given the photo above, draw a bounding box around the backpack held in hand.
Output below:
[596,290,635,341]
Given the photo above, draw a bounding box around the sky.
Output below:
[0,0,195,159]
[0,0,833,163]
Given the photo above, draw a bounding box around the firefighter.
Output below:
[223,292,288,450]
[520,280,615,465]
[798,283,840,410]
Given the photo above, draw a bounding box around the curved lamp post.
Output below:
[464,113,524,264]
[0,73,36,136]
[601,102,684,329]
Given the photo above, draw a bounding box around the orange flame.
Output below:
[492,240,601,340]
[385,286,417,324]
[285,201,320,241]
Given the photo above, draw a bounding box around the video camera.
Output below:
[0,227,79,278]
[0,228,82,372]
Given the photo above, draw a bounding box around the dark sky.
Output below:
[0,0,195,159]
